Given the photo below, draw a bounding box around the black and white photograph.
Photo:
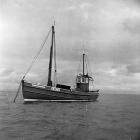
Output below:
[0,0,140,139]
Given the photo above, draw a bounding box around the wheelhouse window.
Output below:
[82,77,85,83]
[77,77,81,83]
[86,78,88,83]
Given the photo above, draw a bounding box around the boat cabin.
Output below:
[76,73,92,92]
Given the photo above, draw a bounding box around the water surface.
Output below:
[0,91,140,140]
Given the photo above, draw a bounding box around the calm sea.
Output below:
[0,91,140,140]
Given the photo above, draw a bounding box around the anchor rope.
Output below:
[13,81,22,103]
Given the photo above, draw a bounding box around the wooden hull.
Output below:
[22,80,99,102]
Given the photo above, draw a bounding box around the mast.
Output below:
[53,27,57,86]
[47,26,55,86]
[83,53,85,76]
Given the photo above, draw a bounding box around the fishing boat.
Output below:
[20,25,99,102]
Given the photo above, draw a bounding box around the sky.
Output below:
[0,0,140,93]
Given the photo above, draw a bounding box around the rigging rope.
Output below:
[13,27,51,103]
[85,55,89,74]
[23,27,51,79]
[77,56,82,75]
[53,31,57,86]
[86,55,93,76]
